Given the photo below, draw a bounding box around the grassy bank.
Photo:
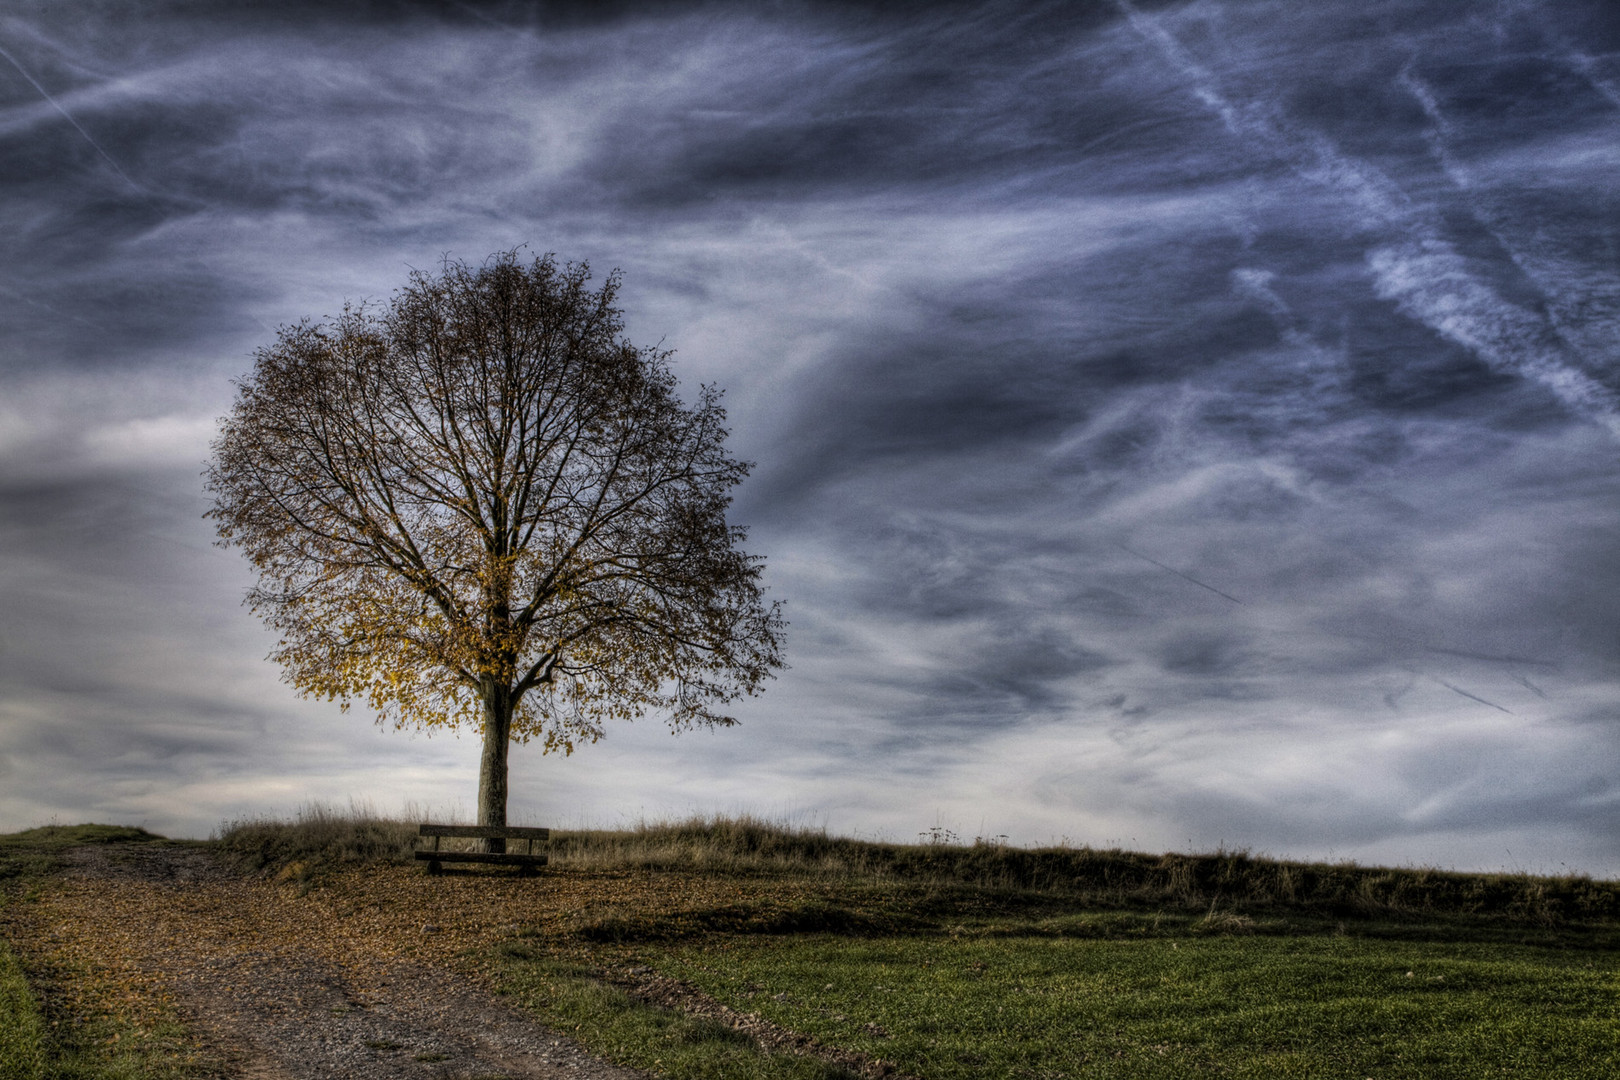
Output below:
[218,807,1620,928]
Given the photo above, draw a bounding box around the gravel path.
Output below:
[13,844,651,1080]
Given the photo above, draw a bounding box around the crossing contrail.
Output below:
[0,39,144,195]
[1117,544,1245,605]
[1113,0,1620,440]
[1432,677,1513,715]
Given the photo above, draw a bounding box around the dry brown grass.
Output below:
[213,806,1620,928]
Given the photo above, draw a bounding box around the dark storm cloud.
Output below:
[1,0,1618,871]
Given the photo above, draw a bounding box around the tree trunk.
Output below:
[477,678,511,854]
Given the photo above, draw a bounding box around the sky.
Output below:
[1,0,1618,876]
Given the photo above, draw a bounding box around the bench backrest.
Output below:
[419,824,551,840]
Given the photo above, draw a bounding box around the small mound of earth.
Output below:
[60,842,233,884]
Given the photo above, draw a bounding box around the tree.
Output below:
[207,252,785,846]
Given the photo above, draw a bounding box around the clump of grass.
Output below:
[214,802,558,877]
[214,802,419,873]
[550,814,872,876]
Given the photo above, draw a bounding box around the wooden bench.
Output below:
[415,824,550,874]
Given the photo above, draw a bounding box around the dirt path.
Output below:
[5,844,656,1079]
[153,948,644,1080]
[4,843,918,1080]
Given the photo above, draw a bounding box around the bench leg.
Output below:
[426,859,442,875]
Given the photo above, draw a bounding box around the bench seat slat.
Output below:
[413,851,549,866]
[418,824,551,840]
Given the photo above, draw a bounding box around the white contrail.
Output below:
[1114,1,1620,438]
[1365,240,1620,437]
[0,38,144,195]
[1401,65,1620,398]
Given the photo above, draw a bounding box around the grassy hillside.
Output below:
[4,813,1617,1080]
[215,810,1620,1078]
[217,808,1620,928]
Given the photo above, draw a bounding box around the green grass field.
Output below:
[630,934,1617,1079]
[481,816,1620,1079]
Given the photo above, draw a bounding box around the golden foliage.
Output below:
[206,252,784,756]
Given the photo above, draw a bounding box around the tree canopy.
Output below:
[207,252,784,823]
